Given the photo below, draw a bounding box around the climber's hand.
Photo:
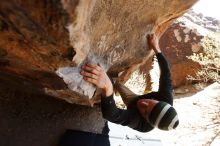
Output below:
[147,34,161,54]
[80,64,113,97]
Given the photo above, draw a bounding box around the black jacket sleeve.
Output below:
[101,94,154,132]
[101,94,130,126]
[156,53,173,105]
[100,53,173,132]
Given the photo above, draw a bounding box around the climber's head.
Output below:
[137,99,179,130]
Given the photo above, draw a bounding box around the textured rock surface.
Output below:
[0,78,106,146]
[0,0,198,105]
[62,0,199,101]
[160,21,203,87]
[0,0,198,145]
[0,1,106,145]
[143,11,207,91]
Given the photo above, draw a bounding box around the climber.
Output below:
[80,34,179,132]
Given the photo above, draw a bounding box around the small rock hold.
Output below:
[0,59,9,66]
[193,102,197,105]
[174,88,190,94]
[62,47,76,61]
[0,48,8,57]
[0,20,8,31]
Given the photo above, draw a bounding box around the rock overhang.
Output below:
[0,0,199,106]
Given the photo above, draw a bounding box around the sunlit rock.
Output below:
[0,0,198,106]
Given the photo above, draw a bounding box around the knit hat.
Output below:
[148,101,179,130]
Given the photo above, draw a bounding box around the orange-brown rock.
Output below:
[0,0,198,145]
[161,22,203,87]
[142,12,206,92]
[0,0,198,106]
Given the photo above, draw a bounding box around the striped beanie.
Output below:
[148,101,179,130]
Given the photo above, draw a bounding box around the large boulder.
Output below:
[143,10,218,90]
[160,21,203,88]
[0,0,198,105]
[0,0,198,145]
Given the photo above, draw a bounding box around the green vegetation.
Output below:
[187,34,220,83]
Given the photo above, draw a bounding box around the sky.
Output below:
[192,0,220,20]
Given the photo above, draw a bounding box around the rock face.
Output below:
[0,0,198,105]
[160,21,203,87]
[0,0,198,145]
[184,10,220,32]
[0,80,106,146]
[143,10,215,90]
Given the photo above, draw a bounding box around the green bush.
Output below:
[187,35,220,83]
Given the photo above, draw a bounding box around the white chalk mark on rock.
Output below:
[56,53,109,99]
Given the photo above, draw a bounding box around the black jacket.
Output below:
[101,53,173,132]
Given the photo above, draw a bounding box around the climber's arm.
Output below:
[147,34,173,105]
[101,94,130,125]
[80,64,130,125]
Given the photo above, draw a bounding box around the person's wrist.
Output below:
[153,46,161,53]
[103,83,113,97]
[155,49,161,53]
